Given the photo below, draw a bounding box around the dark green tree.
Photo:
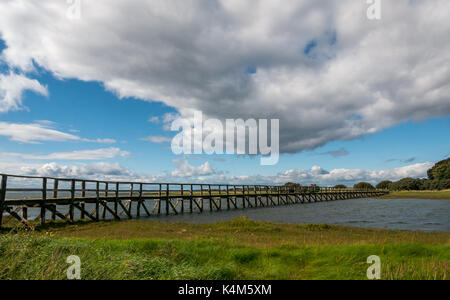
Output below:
[389,178,422,191]
[353,182,375,190]
[427,158,450,180]
[376,180,392,190]
[334,184,347,189]
[283,182,302,192]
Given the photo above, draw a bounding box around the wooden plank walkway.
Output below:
[0,173,389,230]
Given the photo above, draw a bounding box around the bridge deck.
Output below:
[0,174,388,230]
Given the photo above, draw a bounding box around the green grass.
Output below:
[378,190,450,200]
[0,217,448,280]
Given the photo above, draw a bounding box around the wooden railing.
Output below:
[0,173,389,230]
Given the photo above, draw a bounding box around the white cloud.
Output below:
[140,136,172,143]
[0,121,116,144]
[82,138,117,144]
[0,157,433,186]
[250,162,434,186]
[0,121,80,143]
[148,116,160,123]
[1,147,129,160]
[1,1,448,153]
[171,159,217,178]
[0,72,48,113]
[20,162,136,181]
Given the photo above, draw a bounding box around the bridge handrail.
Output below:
[0,173,388,193]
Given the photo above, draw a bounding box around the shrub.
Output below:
[283,182,302,192]
[389,178,450,191]
[389,178,422,191]
[376,180,392,190]
[427,158,450,180]
[333,184,347,189]
[353,182,375,190]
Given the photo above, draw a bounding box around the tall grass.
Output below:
[0,218,449,280]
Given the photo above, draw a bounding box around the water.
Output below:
[149,198,450,232]
[4,197,449,232]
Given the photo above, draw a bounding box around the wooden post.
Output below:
[218,185,222,210]
[200,185,204,211]
[180,184,184,214]
[41,178,47,225]
[166,184,170,216]
[22,206,28,220]
[209,185,213,212]
[81,181,86,219]
[70,180,75,222]
[277,186,281,205]
[52,179,58,221]
[158,184,162,215]
[129,183,134,217]
[0,175,7,228]
[242,185,246,208]
[137,183,142,218]
[190,184,193,214]
[115,182,119,217]
[102,182,108,219]
[96,182,100,220]
[226,185,230,210]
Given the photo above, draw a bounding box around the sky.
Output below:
[0,0,449,186]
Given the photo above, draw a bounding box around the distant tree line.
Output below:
[362,158,450,191]
[284,158,450,191]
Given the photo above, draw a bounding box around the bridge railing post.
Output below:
[96,181,100,220]
[180,184,184,214]
[70,179,75,222]
[189,184,193,213]
[0,175,8,228]
[52,179,58,221]
[166,184,170,215]
[81,181,86,219]
[208,184,212,212]
[41,177,47,226]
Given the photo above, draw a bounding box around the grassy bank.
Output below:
[379,190,450,199]
[0,218,449,280]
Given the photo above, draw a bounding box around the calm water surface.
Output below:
[149,198,450,232]
[4,196,449,232]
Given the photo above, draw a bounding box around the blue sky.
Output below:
[1,67,448,179]
[0,1,449,185]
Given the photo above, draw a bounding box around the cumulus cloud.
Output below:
[0,121,116,144]
[198,162,433,186]
[140,136,172,143]
[1,1,448,153]
[171,159,218,178]
[0,72,48,113]
[1,147,129,160]
[0,156,433,186]
[20,162,136,180]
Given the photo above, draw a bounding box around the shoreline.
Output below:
[377,190,450,200]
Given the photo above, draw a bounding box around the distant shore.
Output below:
[378,190,450,200]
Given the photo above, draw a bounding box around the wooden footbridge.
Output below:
[0,174,388,230]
